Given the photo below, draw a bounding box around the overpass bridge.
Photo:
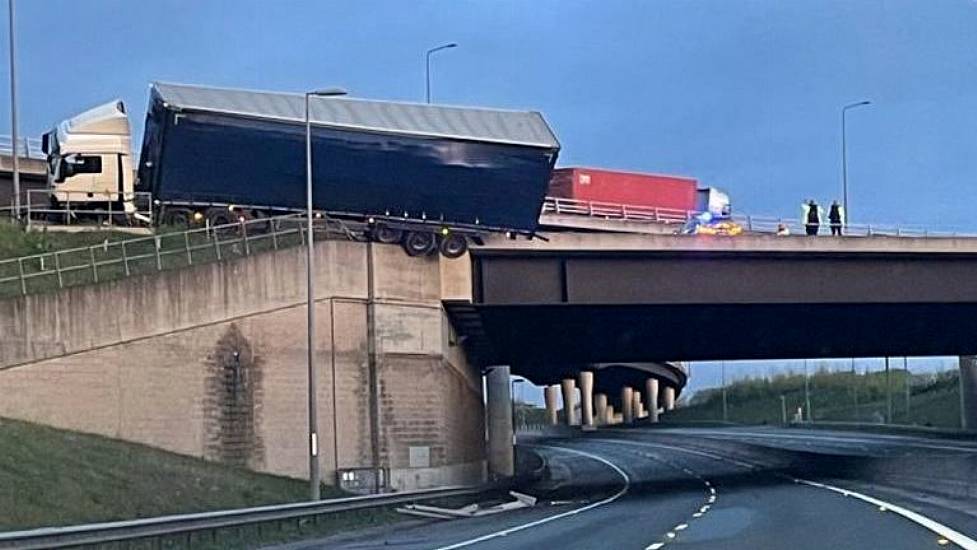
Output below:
[446,230,977,450]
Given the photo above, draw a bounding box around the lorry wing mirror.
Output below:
[41,133,49,155]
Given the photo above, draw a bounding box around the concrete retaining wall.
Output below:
[0,239,485,489]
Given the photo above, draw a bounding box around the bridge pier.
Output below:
[544,385,559,426]
[561,378,578,426]
[960,356,977,430]
[595,393,608,425]
[606,404,616,425]
[486,366,514,478]
[633,391,644,419]
[621,386,634,424]
[579,371,595,429]
[663,386,676,411]
[646,378,660,423]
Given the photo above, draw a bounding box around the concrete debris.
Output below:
[396,491,537,520]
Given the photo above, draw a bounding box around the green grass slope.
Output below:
[667,369,961,428]
[0,417,345,531]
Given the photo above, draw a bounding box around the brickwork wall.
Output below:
[0,240,485,488]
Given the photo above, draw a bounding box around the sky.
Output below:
[2,0,974,396]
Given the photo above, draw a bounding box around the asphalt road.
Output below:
[281,428,977,550]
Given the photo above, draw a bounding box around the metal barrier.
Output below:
[0,135,44,160]
[0,484,486,549]
[23,189,154,228]
[541,196,977,238]
[0,213,356,298]
[541,196,693,224]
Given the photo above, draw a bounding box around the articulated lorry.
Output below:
[41,82,561,257]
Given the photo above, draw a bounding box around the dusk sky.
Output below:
[3,0,974,395]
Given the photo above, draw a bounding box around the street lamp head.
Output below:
[309,87,348,97]
[843,100,872,111]
[427,42,459,55]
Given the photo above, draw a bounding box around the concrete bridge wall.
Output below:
[0,239,485,490]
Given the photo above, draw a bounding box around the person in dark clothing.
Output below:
[804,199,821,236]
[829,200,844,236]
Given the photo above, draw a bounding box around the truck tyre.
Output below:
[402,231,437,257]
[374,225,404,244]
[438,233,468,258]
[160,208,192,229]
[207,207,238,237]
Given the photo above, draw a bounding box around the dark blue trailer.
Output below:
[136,82,560,256]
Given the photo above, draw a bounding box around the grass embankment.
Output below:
[0,220,136,260]
[0,417,405,542]
[668,369,961,428]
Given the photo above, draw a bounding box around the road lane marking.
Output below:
[431,445,630,550]
[646,543,665,550]
[600,437,977,550]
[794,479,977,550]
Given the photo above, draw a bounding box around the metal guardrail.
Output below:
[541,196,977,238]
[0,484,486,549]
[23,189,154,228]
[542,196,693,224]
[0,212,358,298]
[0,135,44,160]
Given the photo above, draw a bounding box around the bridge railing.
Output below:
[542,196,977,238]
[541,196,694,224]
[0,213,360,298]
[0,135,45,160]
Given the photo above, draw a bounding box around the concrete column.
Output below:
[485,366,514,478]
[579,371,595,428]
[595,393,608,426]
[543,385,559,426]
[646,378,660,423]
[960,356,977,430]
[561,378,578,426]
[606,404,616,425]
[663,386,676,411]
[621,386,634,424]
[633,391,643,419]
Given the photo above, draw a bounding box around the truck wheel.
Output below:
[161,208,192,229]
[402,231,437,257]
[207,208,238,237]
[438,233,468,258]
[374,225,404,244]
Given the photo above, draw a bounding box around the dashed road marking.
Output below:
[598,437,977,550]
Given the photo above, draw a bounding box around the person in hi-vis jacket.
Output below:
[801,199,823,236]
[828,200,845,236]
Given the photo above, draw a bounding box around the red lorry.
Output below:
[548,167,698,212]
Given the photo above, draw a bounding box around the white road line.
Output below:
[794,479,977,550]
[431,445,630,550]
[646,543,665,550]
[600,437,977,549]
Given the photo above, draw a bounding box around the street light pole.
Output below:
[721,361,728,422]
[804,359,812,422]
[425,43,457,104]
[841,100,871,228]
[305,87,347,501]
[885,356,892,424]
[7,0,19,220]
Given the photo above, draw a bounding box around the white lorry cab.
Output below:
[41,100,139,217]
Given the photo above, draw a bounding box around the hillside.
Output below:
[667,368,961,428]
[0,417,346,531]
